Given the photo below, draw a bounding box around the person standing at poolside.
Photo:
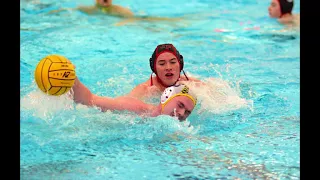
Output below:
[268,0,299,27]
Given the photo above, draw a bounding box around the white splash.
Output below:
[20,89,75,121]
[173,108,177,118]
[182,77,253,114]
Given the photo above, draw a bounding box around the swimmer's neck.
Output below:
[278,13,296,25]
[280,13,292,19]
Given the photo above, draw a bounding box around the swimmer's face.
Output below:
[268,0,281,18]
[96,0,112,7]
[162,95,195,121]
[155,52,181,87]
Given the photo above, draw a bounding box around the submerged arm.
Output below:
[47,6,98,15]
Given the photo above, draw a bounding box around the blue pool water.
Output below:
[20,0,300,179]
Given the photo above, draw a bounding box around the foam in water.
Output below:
[21,76,252,135]
[20,88,75,122]
[181,77,253,114]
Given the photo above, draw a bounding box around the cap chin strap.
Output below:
[182,70,189,81]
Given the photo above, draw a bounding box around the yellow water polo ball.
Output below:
[34,54,76,96]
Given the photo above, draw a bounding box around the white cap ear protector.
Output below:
[160,84,197,111]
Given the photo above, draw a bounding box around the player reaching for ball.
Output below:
[34,54,198,121]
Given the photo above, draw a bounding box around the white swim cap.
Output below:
[160,84,197,111]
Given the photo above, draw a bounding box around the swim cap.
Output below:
[160,84,197,111]
[278,0,294,15]
[149,44,184,74]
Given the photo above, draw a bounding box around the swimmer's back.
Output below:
[96,4,134,18]
[293,14,300,26]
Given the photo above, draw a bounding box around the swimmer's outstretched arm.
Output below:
[72,78,155,114]
[47,8,74,14]
[76,6,100,14]
[47,6,99,15]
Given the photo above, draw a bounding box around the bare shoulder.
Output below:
[135,81,150,90]
[126,81,149,98]
[278,14,299,24]
[77,6,99,14]
[180,76,202,82]
[293,14,300,26]
[278,15,300,29]
[110,5,134,17]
